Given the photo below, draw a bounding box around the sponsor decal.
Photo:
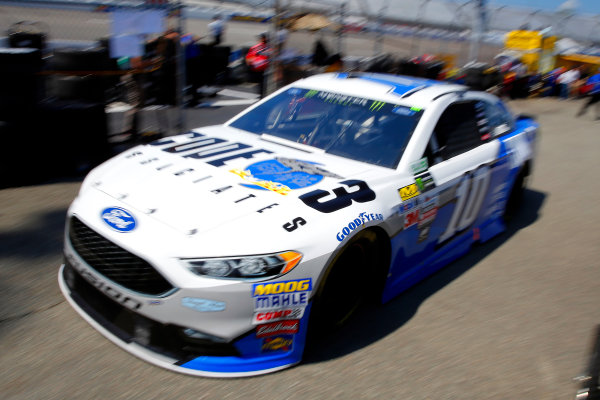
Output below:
[255,292,308,309]
[256,320,300,338]
[262,335,293,352]
[418,195,439,227]
[314,91,368,107]
[404,208,419,229]
[410,158,429,175]
[253,308,305,324]
[65,253,142,311]
[253,279,312,297]
[392,105,420,116]
[399,183,420,201]
[150,131,273,168]
[230,158,341,195]
[369,101,386,111]
[101,207,136,232]
[418,225,431,242]
[181,297,226,312]
[252,279,311,324]
[415,172,435,193]
[336,212,384,242]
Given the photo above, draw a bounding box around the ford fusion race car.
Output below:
[59,72,538,377]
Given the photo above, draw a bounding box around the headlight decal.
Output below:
[183,251,302,279]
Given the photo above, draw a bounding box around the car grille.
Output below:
[68,216,174,296]
[62,262,241,359]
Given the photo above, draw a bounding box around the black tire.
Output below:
[309,231,384,333]
[503,169,526,223]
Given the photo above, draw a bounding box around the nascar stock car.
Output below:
[58,72,538,377]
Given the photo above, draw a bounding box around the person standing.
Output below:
[208,15,225,46]
[577,68,600,119]
[245,33,271,98]
[557,67,580,99]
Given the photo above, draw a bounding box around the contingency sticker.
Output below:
[399,183,420,201]
[252,279,312,325]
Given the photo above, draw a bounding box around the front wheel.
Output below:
[309,231,384,333]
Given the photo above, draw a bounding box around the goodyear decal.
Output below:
[336,211,384,242]
[399,183,420,201]
[262,335,293,352]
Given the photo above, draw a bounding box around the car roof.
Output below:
[293,72,469,109]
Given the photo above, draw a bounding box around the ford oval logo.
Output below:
[101,207,136,232]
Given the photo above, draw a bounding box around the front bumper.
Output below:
[58,262,310,377]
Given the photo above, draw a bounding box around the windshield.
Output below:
[228,88,423,168]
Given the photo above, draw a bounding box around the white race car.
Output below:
[59,72,538,377]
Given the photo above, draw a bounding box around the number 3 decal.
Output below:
[300,180,376,213]
[438,166,491,243]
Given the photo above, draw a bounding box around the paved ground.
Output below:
[1,95,599,400]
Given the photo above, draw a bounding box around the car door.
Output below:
[390,97,511,286]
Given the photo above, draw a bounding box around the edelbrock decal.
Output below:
[101,207,136,232]
[256,320,300,338]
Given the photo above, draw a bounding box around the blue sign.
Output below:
[101,207,136,232]
[182,297,226,312]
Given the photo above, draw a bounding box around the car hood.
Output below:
[83,126,393,252]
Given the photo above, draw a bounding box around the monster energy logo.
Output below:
[305,90,318,98]
[370,101,386,111]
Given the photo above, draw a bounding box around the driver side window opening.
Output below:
[427,100,484,163]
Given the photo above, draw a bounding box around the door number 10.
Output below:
[438,166,491,243]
